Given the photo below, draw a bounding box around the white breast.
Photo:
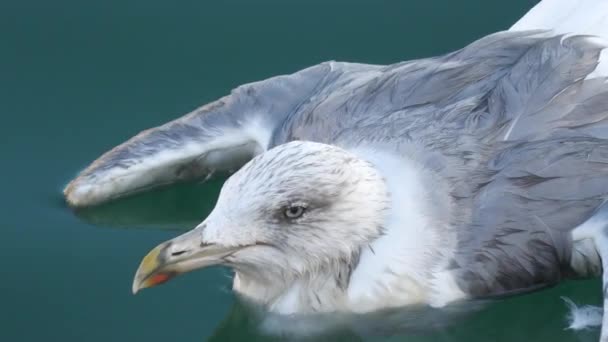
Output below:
[346,147,467,312]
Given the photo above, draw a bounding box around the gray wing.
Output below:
[66,30,608,208]
[450,138,608,298]
[430,33,608,296]
[64,63,332,206]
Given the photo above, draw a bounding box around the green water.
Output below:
[0,0,602,341]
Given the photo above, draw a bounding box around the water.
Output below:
[0,0,602,341]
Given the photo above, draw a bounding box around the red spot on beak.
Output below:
[149,273,174,285]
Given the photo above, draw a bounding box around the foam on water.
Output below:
[562,297,603,330]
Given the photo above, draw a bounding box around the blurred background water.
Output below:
[0,0,602,341]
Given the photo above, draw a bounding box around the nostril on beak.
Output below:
[171,250,187,257]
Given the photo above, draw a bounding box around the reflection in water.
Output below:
[208,297,486,341]
[208,288,603,342]
[70,177,226,231]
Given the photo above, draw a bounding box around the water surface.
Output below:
[1,0,602,341]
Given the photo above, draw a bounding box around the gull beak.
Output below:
[132,228,243,294]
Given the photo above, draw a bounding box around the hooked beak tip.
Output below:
[132,243,167,294]
[131,268,146,295]
[132,283,140,295]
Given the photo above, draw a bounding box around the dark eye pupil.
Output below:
[285,206,304,218]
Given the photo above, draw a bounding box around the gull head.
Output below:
[132,141,389,296]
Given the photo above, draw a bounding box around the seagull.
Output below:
[65,0,608,339]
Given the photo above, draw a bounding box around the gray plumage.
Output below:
[70,30,608,320]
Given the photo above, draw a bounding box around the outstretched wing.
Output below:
[64,64,330,207]
[66,1,608,208]
[66,30,607,208]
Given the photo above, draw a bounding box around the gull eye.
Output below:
[284,205,306,219]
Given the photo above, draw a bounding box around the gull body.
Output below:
[65,0,608,340]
